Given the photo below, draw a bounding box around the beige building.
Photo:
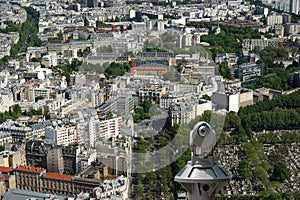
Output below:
[9,166,101,197]
[239,89,254,108]
[0,151,23,168]
[0,134,12,148]
[0,168,16,199]
[266,13,283,26]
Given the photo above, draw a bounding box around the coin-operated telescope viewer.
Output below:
[175,122,231,200]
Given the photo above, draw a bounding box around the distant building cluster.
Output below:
[0,0,299,199]
[258,0,300,15]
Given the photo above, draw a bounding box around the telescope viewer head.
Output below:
[190,121,217,159]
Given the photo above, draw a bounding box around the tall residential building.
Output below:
[212,88,253,112]
[99,117,122,139]
[212,90,240,112]
[235,63,264,83]
[0,151,23,168]
[261,0,299,14]
[266,13,283,26]
[46,147,64,174]
[87,117,99,148]
[117,96,135,114]
[87,0,98,7]
[290,0,299,14]
[242,39,278,50]
[25,141,81,174]
[0,88,13,112]
[45,124,78,146]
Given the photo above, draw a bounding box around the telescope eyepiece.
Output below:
[197,124,210,137]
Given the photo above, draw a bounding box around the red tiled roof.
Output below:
[16,166,44,173]
[45,172,73,181]
[108,175,117,180]
[0,174,10,181]
[0,166,13,173]
[161,94,169,97]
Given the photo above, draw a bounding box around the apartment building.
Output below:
[266,13,283,26]
[288,70,300,87]
[212,88,253,112]
[212,90,240,112]
[116,96,134,114]
[0,120,52,142]
[0,165,126,198]
[160,91,193,110]
[168,99,212,126]
[99,117,122,139]
[46,147,64,174]
[76,150,97,173]
[13,166,97,196]
[45,124,78,146]
[235,63,264,83]
[0,133,12,147]
[41,51,58,67]
[168,102,195,126]
[0,44,10,59]
[242,39,278,50]
[138,81,167,104]
[25,141,83,175]
[0,151,23,168]
[0,88,13,112]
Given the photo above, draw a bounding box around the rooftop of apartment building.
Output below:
[215,87,253,95]
[3,189,66,200]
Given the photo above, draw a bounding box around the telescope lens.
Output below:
[197,125,209,137]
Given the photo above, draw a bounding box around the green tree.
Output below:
[136,181,144,199]
[219,61,233,80]
[202,94,211,101]
[259,191,282,200]
[142,100,152,113]
[35,96,44,102]
[271,161,291,182]
[238,160,251,179]
[104,62,130,78]
[237,57,248,65]
[282,192,293,200]
[12,104,22,116]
